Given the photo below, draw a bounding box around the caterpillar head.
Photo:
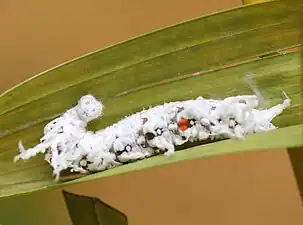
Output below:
[76,94,104,122]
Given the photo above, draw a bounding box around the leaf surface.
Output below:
[0,0,302,199]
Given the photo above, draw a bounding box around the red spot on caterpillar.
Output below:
[178,117,189,131]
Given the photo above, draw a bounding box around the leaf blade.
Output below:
[0,0,302,199]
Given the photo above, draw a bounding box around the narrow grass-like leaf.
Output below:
[0,0,302,199]
[0,51,301,198]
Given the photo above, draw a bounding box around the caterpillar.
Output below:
[13,91,291,182]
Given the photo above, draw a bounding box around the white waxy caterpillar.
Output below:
[13,91,291,182]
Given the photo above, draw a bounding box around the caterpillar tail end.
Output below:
[13,140,26,162]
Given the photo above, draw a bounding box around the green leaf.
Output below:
[63,190,128,225]
[0,0,302,199]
